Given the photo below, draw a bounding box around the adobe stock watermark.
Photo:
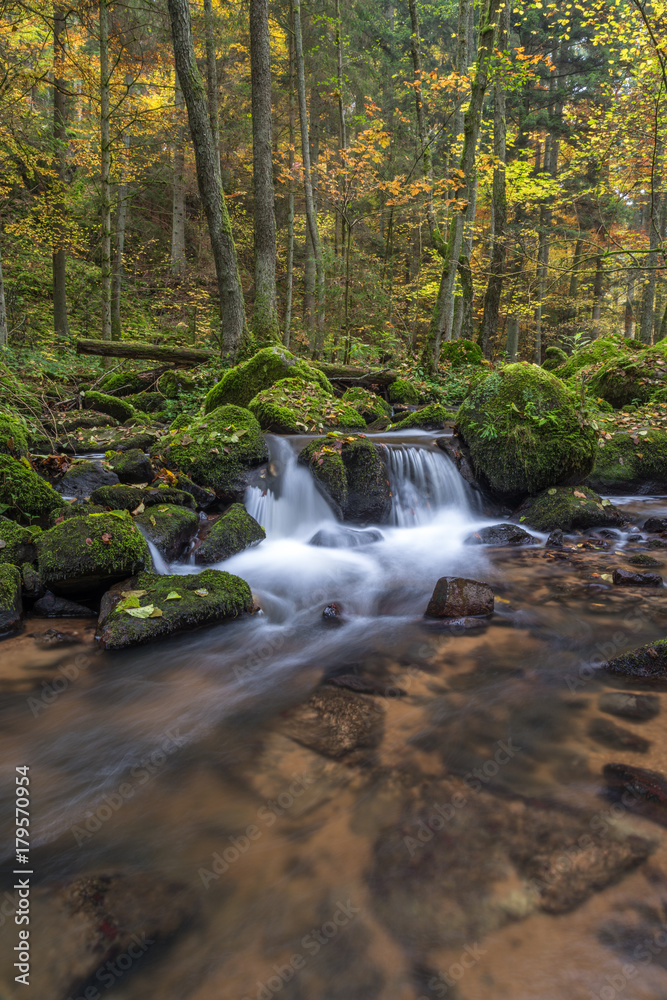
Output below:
[71,728,185,845]
[27,653,93,717]
[417,942,487,998]
[589,919,667,999]
[240,900,360,1000]
[65,932,154,1000]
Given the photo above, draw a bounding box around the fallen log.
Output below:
[312,363,398,388]
[76,339,214,366]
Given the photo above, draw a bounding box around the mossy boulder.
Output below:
[601,638,667,680]
[134,504,199,561]
[0,564,22,635]
[151,405,268,500]
[82,391,136,423]
[57,459,119,500]
[456,363,597,502]
[194,503,265,564]
[97,371,145,397]
[124,391,166,413]
[57,424,121,454]
[157,370,195,399]
[589,344,667,408]
[440,339,484,367]
[542,346,569,372]
[389,404,456,431]
[0,406,29,457]
[37,512,151,597]
[49,502,109,524]
[203,346,332,413]
[107,449,154,485]
[341,387,391,424]
[555,338,628,380]
[97,568,253,650]
[90,483,196,511]
[513,486,627,532]
[586,430,667,492]
[109,429,160,452]
[249,378,365,434]
[0,455,66,525]
[0,517,39,565]
[299,434,392,523]
[388,378,419,406]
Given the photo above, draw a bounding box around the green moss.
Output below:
[49,503,109,524]
[0,563,21,628]
[0,455,66,524]
[589,343,667,407]
[555,338,627,380]
[388,378,419,405]
[37,512,150,595]
[0,517,39,564]
[83,391,136,423]
[341,388,391,423]
[457,363,597,501]
[124,391,166,413]
[134,504,199,560]
[90,483,196,510]
[195,503,265,563]
[157,370,194,399]
[97,371,144,396]
[249,378,365,434]
[514,486,626,532]
[151,405,268,499]
[0,407,29,457]
[299,434,391,522]
[542,346,569,371]
[203,346,332,413]
[58,413,119,431]
[389,404,456,430]
[97,568,254,650]
[439,339,484,367]
[109,430,160,452]
[586,430,667,491]
[299,438,348,515]
[108,448,154,484]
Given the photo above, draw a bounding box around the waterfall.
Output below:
[384,443,475,526]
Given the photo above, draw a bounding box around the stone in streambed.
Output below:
[643,516,667,532]
[90,483,195,511]
[32,591,96,618]
[513,485,626,533]
[598,692,660,721]
[424,577,494,619]
[107,447,154,484]
[612,568,662,586]
[57,458,119,499]
[322,602,344,625]
[0,454,66,525]
[0,564,22,636]
[0,517,38,565]
[299,434,391,523]
[547,528,564,548]
[601,639,667,681]
[465,523,535,546]
[603,762,667,826]
[97,568,253,650]
[627,554,662,568]
[134,504,199,561]
[194,503,265,564]
[279,686,384,759]
[588,717,650,753]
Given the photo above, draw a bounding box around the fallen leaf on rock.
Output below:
[132,502,145,515]
[85,537,93,545]
[165,591,181,600]
[573,490,586,498]
[125,604,159,619]
[150,516,156,527]
[194,588,208,596]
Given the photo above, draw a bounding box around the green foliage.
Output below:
[0,407,30,457]
[439,339,484,367]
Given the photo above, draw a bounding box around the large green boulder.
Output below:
[389,404,456,431]
[589,344,667,407]
[37,512,150,597]
[157,370,194,399]
[203,346,332,413]
[107,448,154,484]
[249,378,365,434]
[341,387,391,424]
[97,370,145,396]
[0,517,39,565]
[0,455,66,525]
[82,391,135,423]
[134,504,199,560]
[554,338,629,380]
[0,406,29,457]
[194,503,265,564]
[151,405,268,500]
[542,346,569,372]
[586,430,667,492]
[299,434,391,522]
[456,363,597,501]
[0,564,22,635]
[97,568,253,650]
[513,486,626,532]
[90,483,196,511]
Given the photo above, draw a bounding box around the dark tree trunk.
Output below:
[76,339,213,364]
[53,5,69,339]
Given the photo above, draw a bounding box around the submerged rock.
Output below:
[465,523,535,546]
[194,503,265,564]
[97,568,253,650]
[0,564,22,635]
[57,458,119,499]
[135,504,199,561]
[601,639,667,680]
[603,762,667,826]
[612,568,662,586]
[309,526,384,548]
[424,577,494,619]
[588,717,650,753]
[279,686,385,758]
[32,591,96,617]
[514,485,626,532]
[598,692,660,721]
[643,516,667,532]
[299,434,391,523]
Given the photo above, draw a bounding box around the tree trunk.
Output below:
[76,339,213,364]
[203,0,221,181]
[284,32,296,348]
[100,0,112,341]
[0,241,7,348]
[53,5,69,339]
[592,252,604,332]
[625,277,635,338]
[335,0,347,257]
[506,315,519,360]
[639,142,663,344]
[407,0,439,247]
[171,79,186,271]
[111,131,130,341]
[167,0,247,358]
[250,0,279,343]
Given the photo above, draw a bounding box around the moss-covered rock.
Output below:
[341,387,391,424]
[601,638,667,680]
[134,504,199,560]
[542,345,569,371]
[299,434,392,523]
[0,455,66,525]
[456,363,597,501]
[82,391,136,423]
[194,503,265,564]
[97,568,253,650]
[57,413,120,432]
[90,483,196,511]
[107,449,154,485]
[97,371,145,396]
[109,429,160,452]
[249,378,365,434]
[439,339,484,367]
[0,406,29,457]
[389,404,456,431]
[37,512,151,597]
[513,486,627,532]
[157,370,195,399]
[151,405,267,500]
[58,459,119,500]
[0,564,22,635]
[49,503,109,524]
[124,391,166,413]
[56,424,121,455]
[0,517,39,565]
[555,338,629,381]
[388,378,419,406]
[203,346,332,413]
[586,430,667,492]
[588,344,667,407]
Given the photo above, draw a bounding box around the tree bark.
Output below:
[171,79,186,271]
[111,129,130,341]
[639,142,663,344]
[167,0,247,358]
[100,0,112,341]
[0,241,7,348]
[76,339,213,363]
[506,315,519,360]
[53,5,69,339]
[284,31,296,347]
[203,0,221,181]
[407,0,439,248]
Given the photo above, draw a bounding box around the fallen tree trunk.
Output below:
[76,339,214,365]
[312,363,398,388]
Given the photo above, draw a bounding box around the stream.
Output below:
[2,431,667,1000]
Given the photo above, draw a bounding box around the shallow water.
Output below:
[3,434,667,1000]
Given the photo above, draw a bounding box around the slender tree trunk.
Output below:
[592,252,604,332]
[284,32,295,347]
[168,0,247,358]
[53,5,69,339]
[407,0,439,247]
[335,0,347,258]
[203,0,221,181]
[506,315,519,360]
[0,241,7,348]
[625,277,635,338]
[100,0,112,341]
[639,142,663,344]
[111,130,130,340]
[171,79,186,270]
[250,0,279,343]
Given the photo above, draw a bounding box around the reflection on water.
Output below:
[1,438,667,999]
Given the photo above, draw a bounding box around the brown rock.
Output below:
[280,686,385,758]
[612,568,663,587]
[424,576,494,619]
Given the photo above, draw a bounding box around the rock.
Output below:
[325,674,406,697]
[203,345,332,412]
[299,434,391,523]
[603,762,667,826]
[34,627,83,647]
[82,390,136,422]
[588,717,650,753]
[110,430,160,452]
[598,692,660,721]
[249,377,365,433]
[21,562,45,599]
[601,638,667,680]
[0,517,38,565]
[175,474,216,508]
[0,564,22,635]
[612,568,662,586]
[627,553,661,567]
[0,405,29,457]
[424,615,489,631]
[547,528,564,548]
[440,338,485,367]
[151,404,268,500]
[279,686,385,758]
[590,344,667,408]
[157,369,194,398]
[424,577,494,619]
[98,369,146,395]
[32,591,96,617]
[322,602,344,625]
[57,458,119,499]
[134,505,199,560]
[194,503,264,564]
[57,412,120,431]
[309,526,384,548]
[514,486,627,532]
[552,337,627,379]
[37,513,150,597]
[587,430,667,492]
[50,503,109,524]
[389,404,457,431]
[465,523,535,546]
[643,516,667,532]
[457,363,598,502]
[341,387,391,424]
[97,568,253,650]
[0,455,66,525]
[90,484,195,511]
[388,377,419,405]
[108,448,154,484]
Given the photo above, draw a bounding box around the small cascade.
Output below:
[144,535,170,574]
[384,444,475,526]
[245,435,334,539]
